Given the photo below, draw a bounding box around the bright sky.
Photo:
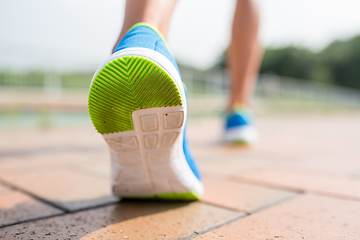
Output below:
[1,0,360,71]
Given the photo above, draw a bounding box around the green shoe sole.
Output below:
[120,191,201,201]
[88,56,183,135]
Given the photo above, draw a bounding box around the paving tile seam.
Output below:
[243,192,300,215]
[309,190,360,203]
[188,194,301,239]
[202,191,300,215]
[0,212,66,229]
[0,179,68,213]
[178,213,248,240]
[0,200,120,229]
[235,176,360,203]
[200,201,247,213]
[229,176,304,193]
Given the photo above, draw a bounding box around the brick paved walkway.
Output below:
[1,114,360,239]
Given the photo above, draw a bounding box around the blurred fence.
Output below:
[0,71,92,94]
[1,68,360,108]
[181,68,360,109]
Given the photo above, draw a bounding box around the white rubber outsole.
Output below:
[223,125,259,144]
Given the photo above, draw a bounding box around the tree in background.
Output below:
[260,35,360,89]
[320,35,360,89]
[260,46,317,81]
[215,35,360,90]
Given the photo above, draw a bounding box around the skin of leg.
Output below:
[113,0,178,53]
[228,0,262,109]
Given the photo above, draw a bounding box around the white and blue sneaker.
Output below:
[223,107,259,144]
[88,23,203,200]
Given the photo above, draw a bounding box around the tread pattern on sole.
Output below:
[88,56,182,134]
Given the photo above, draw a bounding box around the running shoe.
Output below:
[88,23,203,200]
[223,106,259,144]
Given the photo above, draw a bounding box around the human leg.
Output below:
[229,0,261,108]
[224,0,261,144]
[113,0,178,53]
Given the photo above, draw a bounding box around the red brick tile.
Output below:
[0,151,110,178]
[0,201,243,240]
[1,167,117,211]
[0,155,69,177]
[1,127,106,153]
[254,115,360,161]
[201,178,297,213]
[195,194,360,239]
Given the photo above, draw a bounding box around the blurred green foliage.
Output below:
[215,35,360,90]
[0,71,45,87]
[260,46,317,81]
[320,36,360,89]
[61,72,93,88]
[261,35,360,89]
[0,71,93,89]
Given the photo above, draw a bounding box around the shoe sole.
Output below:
[224,125,259,145]
[88,48,203,201]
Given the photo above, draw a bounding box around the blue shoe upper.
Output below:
[183,87,201,180]
[114,24,181,76]
[114,23,201,181]
[226,109,254,130]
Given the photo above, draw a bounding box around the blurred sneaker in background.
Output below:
[224,106,259,145]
